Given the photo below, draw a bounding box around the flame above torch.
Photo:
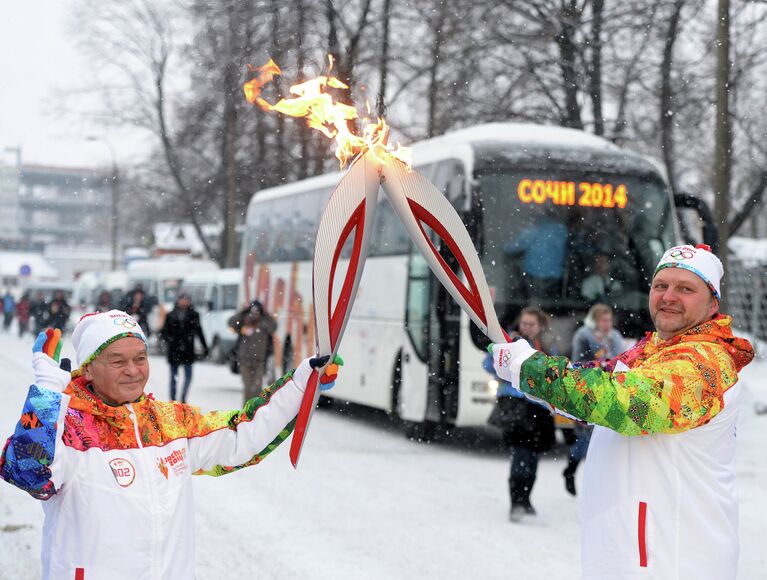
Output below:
[244,57,411,168]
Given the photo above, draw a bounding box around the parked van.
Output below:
[181,268,241,363]
[126,258,219,336]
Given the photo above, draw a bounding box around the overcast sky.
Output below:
[0,1,147,169]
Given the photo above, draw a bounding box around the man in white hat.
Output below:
[491,244,754,579]
[0,310,340,580]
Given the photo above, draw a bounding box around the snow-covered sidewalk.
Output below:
[0,332,764,579]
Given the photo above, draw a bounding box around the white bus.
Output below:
[181,268,241,362]
[240,123,709,439]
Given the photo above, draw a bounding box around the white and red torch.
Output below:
[244,58,510,467]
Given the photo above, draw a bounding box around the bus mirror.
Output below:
[673,193,719,253]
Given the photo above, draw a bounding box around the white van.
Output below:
[181,268,241,362]
[126,258,219,336]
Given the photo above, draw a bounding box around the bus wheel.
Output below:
[403,420,435,443]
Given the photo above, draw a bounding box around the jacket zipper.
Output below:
[638,501,648,567]
[127,404,162,580]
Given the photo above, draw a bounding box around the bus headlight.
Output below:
[472,379,499,395]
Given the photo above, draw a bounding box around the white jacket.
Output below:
[581,363,741,579]
[1,370,306,580]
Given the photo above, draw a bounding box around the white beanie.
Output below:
[653,244,723,300]
[71,310,147,368]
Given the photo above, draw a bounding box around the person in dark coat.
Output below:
[160,293,208,403]
[48,290,71,333]
[484,305,556,522]
[120,284,152,336]
[228,300,277,404]
[31,291,49,334]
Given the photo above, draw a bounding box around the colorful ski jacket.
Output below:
[0,371,304,580]
[517,315,754,579]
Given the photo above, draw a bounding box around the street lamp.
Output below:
[87,137,119,270]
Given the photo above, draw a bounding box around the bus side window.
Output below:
[210,286,220,311]
[432,160,467,210]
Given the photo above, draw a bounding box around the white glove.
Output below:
[491,339,538,390]
[32,330,71,392]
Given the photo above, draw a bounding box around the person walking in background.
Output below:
[121,284,151,336]
[16,291,31,338]
[47,290,70,333]
[483,305,556,522]
[94,290,114,313]
[2,290,16,333]
[160,292,208,403]
[31,291,49,334]
[563,303,625,496]
[228,300,277,404]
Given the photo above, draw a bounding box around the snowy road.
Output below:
[0,331,765,579]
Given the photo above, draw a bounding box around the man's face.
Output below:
[83,338,149,405]
[649,268,718,339]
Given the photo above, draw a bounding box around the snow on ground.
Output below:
[0,330,765,579]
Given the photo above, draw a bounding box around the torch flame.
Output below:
[244,57,411,168]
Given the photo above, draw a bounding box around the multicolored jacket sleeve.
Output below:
[518,341,738,435]
[187,371,302,476]
[0,385,70,499]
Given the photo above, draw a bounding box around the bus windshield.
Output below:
[476,170,674,335]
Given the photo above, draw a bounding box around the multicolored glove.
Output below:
[32,329,72,392]
[314,355,343,392]
[291,354,344,393]
[489,338,537,389]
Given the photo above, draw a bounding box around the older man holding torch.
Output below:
[492,245,754,579]
[0,310,340,580]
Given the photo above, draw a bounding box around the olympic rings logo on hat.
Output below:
[669,248,695,260]
[113,317,139,329]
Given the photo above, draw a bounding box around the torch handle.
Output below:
[289,370,321,468]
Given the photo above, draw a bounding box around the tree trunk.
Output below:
[222,61,238,268]
[556,1,583,129]
[589,0,604,136]
[296,0,310,179]
[660,0,685,194]
[427,6,447,138]
[713,0,730,304]
[377,0,392,118]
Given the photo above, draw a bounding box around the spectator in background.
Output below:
[581,253,622,304]
[484,306,556,522]
[31,291,49,334]
[16,292,31,338]
[160,292,208,403]
[2,290,15,333]
[47,290,71,333]
[228,300,277,404]
[563,303,625,496]
[95,290,114,313]
[121,284,151,336]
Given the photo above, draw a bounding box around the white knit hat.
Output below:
[71,310,147,368]
[653,244,723,300]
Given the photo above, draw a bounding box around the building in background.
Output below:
[0,151,21,245]
[17,164,112,246]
